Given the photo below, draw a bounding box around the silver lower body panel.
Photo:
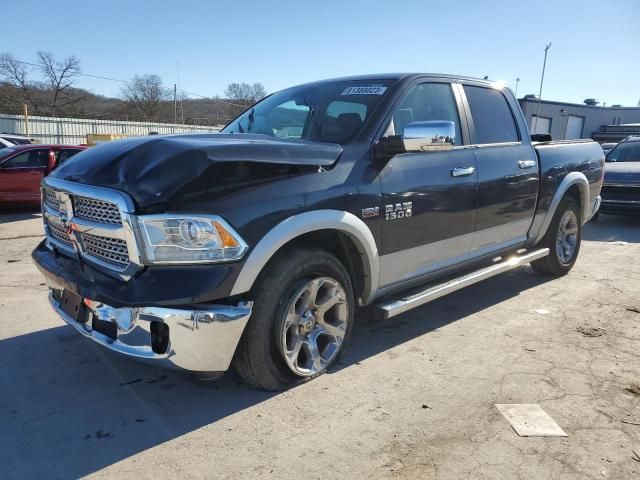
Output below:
[374,248,549,320]
[48,286,252,374]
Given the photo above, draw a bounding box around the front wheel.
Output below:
[531,196,582,276]
[233,247,354,391]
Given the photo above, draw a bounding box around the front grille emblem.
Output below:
[59,208,72,235]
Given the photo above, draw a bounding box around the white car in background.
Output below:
[0,134,32,147]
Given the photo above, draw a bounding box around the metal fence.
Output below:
[0,113,220,145]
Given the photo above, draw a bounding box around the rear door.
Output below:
[0,148,50,204]
[461,84,539,252]
[52,148,82,170]
[378,81,478,287]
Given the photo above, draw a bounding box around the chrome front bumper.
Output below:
[48,288,252,374]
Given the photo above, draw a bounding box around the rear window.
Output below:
[463,86,519,144]
[56,149,82,166]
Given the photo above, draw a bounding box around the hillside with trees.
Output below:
[0,52,265,126]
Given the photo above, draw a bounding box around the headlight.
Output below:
[138,215,248,264]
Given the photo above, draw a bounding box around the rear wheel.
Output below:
[531,196,582,276]
[233,247,354,391]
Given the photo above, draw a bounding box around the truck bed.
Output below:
[531,138,604,238]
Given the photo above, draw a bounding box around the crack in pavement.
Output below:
[0,234,44,241]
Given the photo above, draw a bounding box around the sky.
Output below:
[3,0,640,106]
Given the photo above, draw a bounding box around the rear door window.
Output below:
[56,149,81,166]
[463,85,519,144]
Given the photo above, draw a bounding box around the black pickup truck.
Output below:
[32,74,604,390]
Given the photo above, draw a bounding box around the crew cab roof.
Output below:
[292,73,496,89]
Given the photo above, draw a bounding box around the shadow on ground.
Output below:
[0,266,551,479]
[0,208,42,225]
[583,213,640,243]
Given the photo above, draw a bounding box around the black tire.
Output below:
[531,196,582,276]
[233,247,355,391]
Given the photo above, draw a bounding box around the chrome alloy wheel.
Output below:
[279,277,349,377]
[556,210,579,265]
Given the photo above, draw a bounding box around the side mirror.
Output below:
[378,120,456,157]
[402,121,456,152]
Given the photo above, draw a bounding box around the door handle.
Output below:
[451,166,475,177]
[518,160,537,169]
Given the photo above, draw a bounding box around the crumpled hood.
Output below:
[604,161,640,184]
[52,133,342,208]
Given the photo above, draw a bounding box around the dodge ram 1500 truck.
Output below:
[32,74,604,390]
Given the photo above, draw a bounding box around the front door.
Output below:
[0,149,50,204]
[378,82,478,288]
[461,85,539,252]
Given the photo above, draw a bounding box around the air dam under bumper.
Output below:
[48,288,252,374]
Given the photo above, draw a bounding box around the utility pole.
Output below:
[174,84,177,124]
[180,93,184,124]
[176,62,185,124]
[23,104,30,139]
[533,43,551,133]
[515,77,520,98]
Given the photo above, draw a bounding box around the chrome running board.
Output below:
[374,248,549,320]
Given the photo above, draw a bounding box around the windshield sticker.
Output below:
[341,86,387,96]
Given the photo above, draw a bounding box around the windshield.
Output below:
[0,147,18,160]
[606,141,640,162]
[222,79,395,144]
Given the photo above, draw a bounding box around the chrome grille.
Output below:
[44,188,61,211]
[80,232,130,270]
[46,216,73,246]
[41,181,138,278]
[73,196,122,225]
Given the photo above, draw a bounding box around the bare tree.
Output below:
[0,52,83,116]
[0,53,41,113]
[121,74,170,121]
[37,51,82,116]
[224,82,267,106]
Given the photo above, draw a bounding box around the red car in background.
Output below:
[0,144,85,207]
